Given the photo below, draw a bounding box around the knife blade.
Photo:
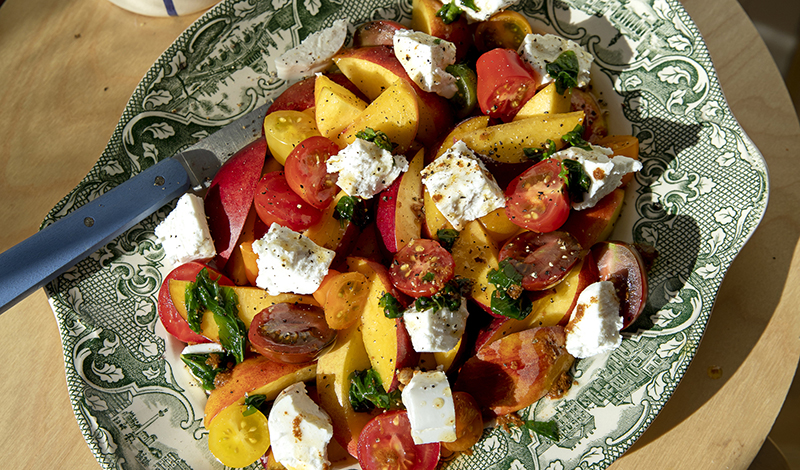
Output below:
[0,102,270,315]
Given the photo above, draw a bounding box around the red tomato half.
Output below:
[476,48,538,122]
[357,410,440,470]
[505,158,571,233]
[254,171,323,231]
[389,239,455,298]
[248,302,336,364]
[157,262,233,343]
[284,136,340,209]
[499,231,582,291]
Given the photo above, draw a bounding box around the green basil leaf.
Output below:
[349,369,403,413]
[436,2,463,24]
[523,419,560,441]
[243,394,268,417]
[180,352,234,391]
[334,195,371,228]
[523,139,557,162]
[355,127,395,152]
[379,293,404,319]
[545,50,580,94]
[436,228,460,252]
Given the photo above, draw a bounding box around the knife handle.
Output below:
[0,158,191,315]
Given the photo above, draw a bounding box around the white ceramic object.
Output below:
[107,0,220,17]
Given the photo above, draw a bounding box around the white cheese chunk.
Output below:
[326,138,409,199]
[518,33,594,88]
[393,30,458,99]
[268,382,334,470]
[404,297,469,353]
[154,193,216,266]
[455,0,520,23]
[554,144,642,210]
[401,370,457,444]
[252,223,335,295]
[420,140,506,230]
[565,281,623,358]
[275,19,349,81]
[180,343,224,356]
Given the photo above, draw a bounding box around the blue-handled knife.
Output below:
[0,102,270,314]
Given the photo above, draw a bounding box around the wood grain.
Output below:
[0,0,798,469]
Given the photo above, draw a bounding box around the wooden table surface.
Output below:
[1,0,799,468]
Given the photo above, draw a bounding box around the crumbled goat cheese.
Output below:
[393,30,458,99]
[565,281,623,358]
[518,33,594,88]
[268,382,334,470]
[455,0,520,23]
[401,370,457,444]
[154,193,216,266]
[326,138,409,199]
[404,297,469,353]
[252,223,335,295]
[275,19,349,81]
[420,140,506,230]
[554,144,642,210]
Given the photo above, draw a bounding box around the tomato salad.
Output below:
[154,2,651,469]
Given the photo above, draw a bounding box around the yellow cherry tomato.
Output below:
[263,110,320,165]
[207,404,271,468]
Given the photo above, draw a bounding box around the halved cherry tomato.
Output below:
[499,231,582,291]
[389,238,455,298]
[476,48,538,122]
[443,392,484,452]
[322,271,370,329]
[505,158,571,233]
[207,404,271,468]
[248,302,336,363]
[263,110,320,165]
[284,136,340,209]
[474,10,533,53]
[591,241,648,329]
[357,410,440,470]
[254,171,323,231]
[157,262,232,343]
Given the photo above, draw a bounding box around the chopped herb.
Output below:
[414,280,463,312]
[487,260,532,320]
[436,2,463,24]
[522,419,560,441]
[185,269,247,363]
[560,158,591,204]
[421,272,436,282]
[242,394,268,417]
[349,369,404,412]
[355,127,395,152]
[379,293,404,318]
[180,352,234,391]
[561,124,591,150]
[545,50,580,94]
[436,228,460,251]
[523,139,557,162]
[461,0,480,12]
[334,195,371,228]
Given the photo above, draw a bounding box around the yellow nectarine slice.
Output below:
[514,82,572,120]
[315,74,368,140]
[459,111,585,164]
[435,115,490,159]
[450,220,500,309]
[337,79,419,154]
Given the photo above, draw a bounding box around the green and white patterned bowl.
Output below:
[43,0,769,469]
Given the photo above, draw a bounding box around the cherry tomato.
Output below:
[207,404,271,468]
[389,238,455,298]
[443,392,484,452]
[499,231,582,291]
[263,109,320,165]
[476,48,538,122]
[505,158,571,233]
[357,410,441,470]
[322,271,370,330]
[248,302,336,363]
[591,241,648,329]
[284,136,340,210]
[254,171,323,231]
[474,10,533,53]
[571,88,609,144]
[157,262,233,343]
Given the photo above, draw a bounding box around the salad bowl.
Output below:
[42,0,769,469]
